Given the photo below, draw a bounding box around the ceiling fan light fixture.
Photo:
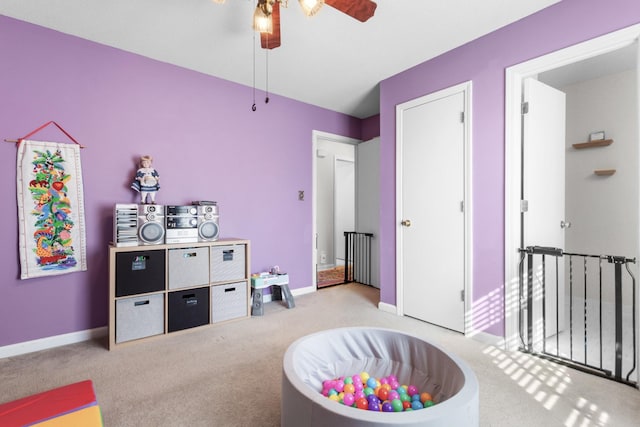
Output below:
[211,0,226,4]
[253,3,273,33]
[299,0,324,17]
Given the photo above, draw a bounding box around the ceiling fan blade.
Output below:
[260,1,281,49]
[325,0,377,22]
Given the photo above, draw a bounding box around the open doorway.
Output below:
[505,25,640,385]
[312,132,359,288]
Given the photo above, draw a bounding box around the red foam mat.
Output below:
[0,380,97,427]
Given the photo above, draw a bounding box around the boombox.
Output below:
[165,205,198,244]
[196,203,219,242]
[137,204,165,245]
[113,204,139,247]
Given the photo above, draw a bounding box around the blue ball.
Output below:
[411,400,424,410]
[366,377,377,389]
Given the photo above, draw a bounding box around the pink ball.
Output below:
[407,385,418,396]
[388,375,398,383]
[354,382,364,391]
[380,377,389,385]
[390,380,400,390]
[343,392,355,406]
[335,380,345,393]
[388,390,400,401]
[355,390,366,400]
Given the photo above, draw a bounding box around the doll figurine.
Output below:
[131,155,160,204]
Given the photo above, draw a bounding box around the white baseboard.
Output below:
[378,301,397,314]
[0,327,107,359]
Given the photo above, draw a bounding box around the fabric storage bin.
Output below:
[168,246,209,290]
[168,287,210,332]
[115,293,164,343]
[115,250,165,297]
[210,244,246,282]
[211,281,248,323]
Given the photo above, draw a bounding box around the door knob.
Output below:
[401,219,412,227]
[560,220,572,229]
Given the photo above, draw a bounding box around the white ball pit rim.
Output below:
[281,327,479,427]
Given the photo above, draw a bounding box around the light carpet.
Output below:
[1,283,639,426]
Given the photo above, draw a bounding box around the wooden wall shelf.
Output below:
[594,169,616,176]
[572,139,613,149]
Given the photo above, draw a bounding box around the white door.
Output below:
[334,158,355,263]
[522,78,566,340]
[399,88,466,333]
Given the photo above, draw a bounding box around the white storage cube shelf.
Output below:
[109,239,250,350]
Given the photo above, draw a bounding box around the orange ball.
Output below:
[343,383,355,394]
[420,392,432,403]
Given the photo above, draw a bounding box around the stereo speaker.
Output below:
[137,204,165,245]
[114,204,139,247]
[197,205,219,242]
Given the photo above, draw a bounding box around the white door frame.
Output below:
[395,81,473,334]
[504,24,640,351]
[312,130,360,288]
[334,156,355,265]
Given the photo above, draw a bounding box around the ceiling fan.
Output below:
[215,0,378,50]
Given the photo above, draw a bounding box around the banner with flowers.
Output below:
[17,140,87,279]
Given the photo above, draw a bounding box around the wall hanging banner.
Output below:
[17,140,87,279]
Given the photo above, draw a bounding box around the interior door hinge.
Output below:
[460,111,465,123]
[460,289,465,302]
[521,102,529,115]
[460,201,464,212]
[521,200,528,213]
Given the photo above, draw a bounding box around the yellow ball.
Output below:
[360,371,370,382]
[329,394,340,402]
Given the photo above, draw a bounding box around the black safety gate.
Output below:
[344,232,373,286]
[519,246,637,387]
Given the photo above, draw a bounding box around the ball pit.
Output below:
[282,327,479,427]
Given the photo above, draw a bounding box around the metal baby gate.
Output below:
[343,232,374,286]
[518,246,637,387]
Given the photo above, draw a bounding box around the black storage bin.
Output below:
[116,250,166,297]
[168,287,210,332]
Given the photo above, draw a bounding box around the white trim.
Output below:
[377,301,397,314]
[0,327,107,359]
[504,24,640,352]
[312,130,360,290]
[395,81,473,333]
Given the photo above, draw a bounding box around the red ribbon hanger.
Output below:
[5,121,85,148]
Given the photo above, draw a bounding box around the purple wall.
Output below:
[361,114,380,141]
[0,16,361,347]
[379,0,640,336]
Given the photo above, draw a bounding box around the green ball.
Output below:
[392,399,404,412]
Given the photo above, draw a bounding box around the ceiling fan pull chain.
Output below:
[252,29,257,111]
[265,46,270,104]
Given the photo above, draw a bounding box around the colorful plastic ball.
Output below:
[328,388,338,397]
[402,400,412,410]
[398,385,408,394]
[335,380,345,393]
[352,375,362,384]
[368,402,380,412]
[424,400,435,408]
[354,390,366,400]
[420,392,432,403]
[381,402,394,412]
[411,394,421,401]
[388,390,400,401]
[363,387,374,396]
[388,374,397,382]
[380,377,388,385]
[360,372,370,382]
[411,400,424,410]
[400,393,411,403]
[367,394,380,405]
[377,387,389,401]
[356,397,369,410]
[407,385,418,396]
[328,394,340,402]
[344,377,353,385]
[342,392,355,407]
[354,382,364,392]
[390,380,400,390]
[366,377,377,388]
[343,383,355,394]
[381,383,392,391]
[391,399,404,412]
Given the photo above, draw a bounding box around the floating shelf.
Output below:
[572,139,613,149]
[594,169,616,176]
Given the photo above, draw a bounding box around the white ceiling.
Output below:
[1,0,561,118]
